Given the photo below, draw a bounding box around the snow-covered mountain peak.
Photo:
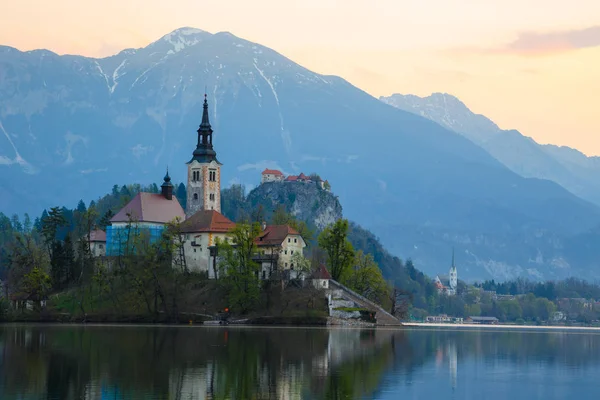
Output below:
[151,27,212,55]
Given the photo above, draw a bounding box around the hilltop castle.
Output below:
[261,169,330,191]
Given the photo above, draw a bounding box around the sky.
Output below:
[1,0,599,154]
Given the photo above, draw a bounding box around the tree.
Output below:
[41,207,67,253]
[23,213,32,234]
[318,219,355,281]
[345,251,389,305]
[270,205,314,244]
[218,222,262,313]
[176,183,187,210]
[76,200,87,213]
[291,252,311,279]
[22,267,52,309]
[99,210,114,229]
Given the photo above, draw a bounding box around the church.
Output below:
[434,251,458,296]
[102,94,306,278]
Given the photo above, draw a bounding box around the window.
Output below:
[291,250,294,255]
[192,170,200,182]
[262,271,266,280]
[285,263,288,267]
[288,238,291,243]
[284,250,287,255]
[193,193,198,200]
[294,238,297,243]
[194,249,196,253]
[209,193,215,201]
[99,244,104,249]
[290,263,294,270]
[209,170,216,182]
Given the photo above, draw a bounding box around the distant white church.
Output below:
[435,251,458,296]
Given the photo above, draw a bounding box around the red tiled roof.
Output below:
[110,192,185,224]
[298,173,308,180]
[255,225,301,246]
[180,210,236,233]
[87,229,106,242]
[262,168,284,176]
[285,175,298,182]
[311,264,332,280]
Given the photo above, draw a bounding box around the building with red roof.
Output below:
[180,210,236,276]
[254,224,306,279]
[311,264,332,289]
[261,168,285,183]
[84,229,107,257]
[106,170,185,256]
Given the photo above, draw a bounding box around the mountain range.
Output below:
[381,93,600,207]
[2,27,600,281]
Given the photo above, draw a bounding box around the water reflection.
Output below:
[1,326,600,399]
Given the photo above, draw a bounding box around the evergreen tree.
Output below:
[50,240,66,289]
[11,214,23,233]
[23,213,32,234]
[151,183,159,194]
[76,200,87,213]
[120,185,131,197]
[63,234,77,285]
[99,210,114,229]
[176,183,187,209]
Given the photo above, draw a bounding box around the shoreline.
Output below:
[403,322,600,331]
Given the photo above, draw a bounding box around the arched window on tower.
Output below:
[193,193,198,200]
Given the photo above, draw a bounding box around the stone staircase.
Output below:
[328,280,402,326]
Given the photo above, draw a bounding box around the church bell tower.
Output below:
[186,94,222,217]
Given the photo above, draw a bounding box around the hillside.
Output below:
[3,28,600,280]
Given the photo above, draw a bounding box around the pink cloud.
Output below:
[452,25,600,57]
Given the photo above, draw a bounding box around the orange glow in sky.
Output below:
[1,0,599,154]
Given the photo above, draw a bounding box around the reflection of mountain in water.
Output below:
[2,326,600,399]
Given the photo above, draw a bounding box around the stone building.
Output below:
[186,95,222,217]
[85,229,106,257]
[255,225,307,279]
[311,264,332,290]
[179,210,236,277]
[261,169,284,183]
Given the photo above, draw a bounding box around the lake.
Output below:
[1,324,599,399]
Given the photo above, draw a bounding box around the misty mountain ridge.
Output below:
[381,93,600,206]
[3,27,600,281]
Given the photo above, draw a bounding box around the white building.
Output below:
[261,169,285,183]
[435,251,458,296]
[179,210,236,277]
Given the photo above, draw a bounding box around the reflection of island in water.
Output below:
[2,327,600,399]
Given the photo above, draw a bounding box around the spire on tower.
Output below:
[188,92,220,164]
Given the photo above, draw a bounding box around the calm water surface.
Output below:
[1,324,599,399]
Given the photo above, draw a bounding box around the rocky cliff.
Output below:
[222,181,342,230]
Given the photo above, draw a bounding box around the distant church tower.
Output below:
[186,94,222,217]
[449,249,458,291]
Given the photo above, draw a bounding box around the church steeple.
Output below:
[161,167,173,200]
[189,94,219,164]
[185,92,222,217]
